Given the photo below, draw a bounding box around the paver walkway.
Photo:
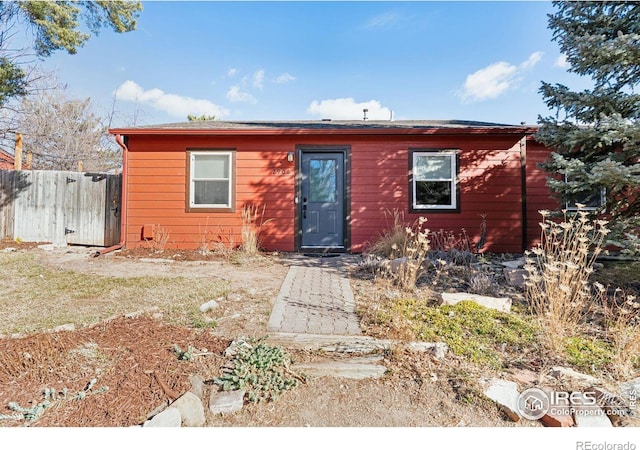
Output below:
[267,255,362,335]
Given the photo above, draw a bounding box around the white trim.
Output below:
[189,151,233,208]
[412,150,457,210]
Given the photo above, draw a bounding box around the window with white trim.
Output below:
[411,150,458,211]
[188,151,234,210]
[564,174,605,211]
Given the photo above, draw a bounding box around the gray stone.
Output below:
[143,407,181,427]
[209,388,245,415]
[591,386,632,425]
[551,367,599,385]
[1,247,16,253]
[503,268,527,289]
[171,392,205,427]
[52,323,75,332]
[389,257,410,273]
[571,392,613,427]
[439,292,512,313]
[619,377,640,404]
[405,342,448,360]
[199,299,220,313]
[483,378,521,422]
[189,375,206,400]
[500,258,526,269]
[292,356,386,380]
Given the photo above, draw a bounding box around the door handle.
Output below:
[303,204,307,219]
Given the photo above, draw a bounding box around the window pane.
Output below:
[194,180,229,205]
[415,155,451,180]
[194,154,228,179]
[570,190,603,209]
[416,181,451,206]
[310,159,337,202]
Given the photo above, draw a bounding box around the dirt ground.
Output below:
[0,242,600,429]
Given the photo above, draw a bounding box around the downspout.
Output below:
[93,134,129,257]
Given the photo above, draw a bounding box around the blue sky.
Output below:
[42,1,591,127]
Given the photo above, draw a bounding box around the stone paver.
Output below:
[267,256,362,336]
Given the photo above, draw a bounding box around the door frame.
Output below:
[295,145,351,253]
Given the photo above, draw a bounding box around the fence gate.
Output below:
[0,170,121,247]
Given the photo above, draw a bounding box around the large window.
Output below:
[564,174,605,211]
[411,150,458,211]
[187,150,235,211]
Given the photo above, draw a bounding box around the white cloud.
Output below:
[275,72,296,84]
[458,52,543,102]
[252,69,264,90]
[114,80,229,119]
[227,68,238,77]
[307,98,392,120]
[226,85,257,103]
[555,54,570,68]
[520,51,543,70]
[363,12,401,29]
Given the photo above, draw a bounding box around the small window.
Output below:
[187,150,235,211]
[564,174,605,211]
[411,150,458,211]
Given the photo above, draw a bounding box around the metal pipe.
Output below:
[93,134,129,257]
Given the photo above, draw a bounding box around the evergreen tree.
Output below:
[536,1,640,251]
[0,1,142,107]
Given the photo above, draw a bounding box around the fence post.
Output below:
[14,133,22,170]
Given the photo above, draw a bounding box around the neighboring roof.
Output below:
[110,120,538,136]
[0,149,14,169]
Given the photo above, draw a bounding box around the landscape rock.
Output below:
[591,386,632,426]
[404,341,448,360]
[189,375,206,400]
[52,323,75,332]
[439,292,512,313]
[540,410,574,427]
[619,377,640,405]
[1,247,16,253]
[143,407,181,427]
[551,367,599,385]
[500,258,526,269]
[292,356,386,380]
[199,299,220,313]
[483,378,521,422]
[209,388,245,415]
[171,391,205,427]
[389,257,410,273]
[503,268,527,289]
[509,368,541,388]
[571,392,612,427]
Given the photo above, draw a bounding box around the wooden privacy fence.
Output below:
[0,170,121,247]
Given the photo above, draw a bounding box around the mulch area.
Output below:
[0,315,230,427]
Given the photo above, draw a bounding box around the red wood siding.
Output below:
[122,132,557,254]
[125,135,296,251]
[349,136,525,253]
[525,137,559,249]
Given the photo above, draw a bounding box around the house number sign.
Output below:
[272,168,291,175]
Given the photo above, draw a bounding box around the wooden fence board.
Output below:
[0,170,121,246]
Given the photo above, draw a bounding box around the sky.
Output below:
[40,1,594,128]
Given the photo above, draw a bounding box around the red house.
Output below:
[108,120,558,254]
[0,149,14,170]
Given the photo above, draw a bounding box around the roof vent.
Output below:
[363,108,368,121]
[322,118,331,122]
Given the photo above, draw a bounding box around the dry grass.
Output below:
[0,252,229,335]
[143,224,172,253]
[595,284,640,377]
[524,207,609,352]
[240,204,272,255]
